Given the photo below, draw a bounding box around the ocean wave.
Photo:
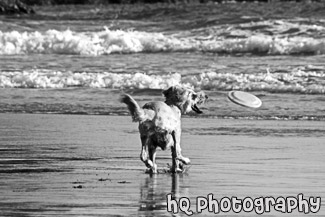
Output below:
[198,36,325,55]
[1,21,325,55]
[0,70,182,89]
[1,67,324,94]
[0,28,178,55]
[183,68,325,94]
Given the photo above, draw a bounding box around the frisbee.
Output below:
[228,91,262,108]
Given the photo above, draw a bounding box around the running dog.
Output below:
[120,85,208,173]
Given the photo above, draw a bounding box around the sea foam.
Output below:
[0,70,181,89]
[1,67,324,94]
[1,20,325,55]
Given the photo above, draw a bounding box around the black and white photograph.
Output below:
[0,0,324,216]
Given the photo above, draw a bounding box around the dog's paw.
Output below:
[170,167,183,173]
[167,164,184,174]
[151,164,158,174]
[144,159,154,168]
[178,156,190,165]
[145,168,158,174]
[145,164,158,174]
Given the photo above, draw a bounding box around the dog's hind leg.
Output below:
[140,136,154,169]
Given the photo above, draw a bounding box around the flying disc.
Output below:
[228,91,262,108]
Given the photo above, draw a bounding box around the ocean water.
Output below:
[0,3,324,120]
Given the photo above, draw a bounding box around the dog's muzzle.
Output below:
[191,104,203,114]
[191,91,208,114]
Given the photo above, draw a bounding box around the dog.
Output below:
[120,85,208,173]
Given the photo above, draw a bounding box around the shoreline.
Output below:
[0,111,325,122]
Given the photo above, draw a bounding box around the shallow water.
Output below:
[0,114,324,216]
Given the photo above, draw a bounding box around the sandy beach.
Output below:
[0,113,323,216]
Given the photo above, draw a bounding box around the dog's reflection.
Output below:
[138,173,187,216]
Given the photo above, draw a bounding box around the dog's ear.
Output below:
[162,86,174,98]
[163,86,185,102]
[163,85,182,97]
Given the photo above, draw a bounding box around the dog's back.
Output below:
[121,94,179,134]
[139,102,178,150]
[142,102,180,133]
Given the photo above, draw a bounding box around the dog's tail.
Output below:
[120,94,148,122]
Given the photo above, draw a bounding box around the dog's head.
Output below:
[162,85,208,114]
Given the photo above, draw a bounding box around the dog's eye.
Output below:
[192,94,197,100]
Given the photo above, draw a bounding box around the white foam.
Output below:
[0,70,182,89]
[182,69,325,94]
[0,24,325,55]
[1,68,324,94]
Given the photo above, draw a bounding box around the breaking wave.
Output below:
[1,19,325,55]
[1,67,324,94]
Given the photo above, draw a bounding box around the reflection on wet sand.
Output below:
[139,174,186,217]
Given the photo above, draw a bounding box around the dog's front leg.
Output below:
[140,136,154,169]
[171,131,190,173]
[172,130,191,166]
[148,145,157,173]
[170,146,181,173]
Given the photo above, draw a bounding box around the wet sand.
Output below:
[0,113,324,216]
